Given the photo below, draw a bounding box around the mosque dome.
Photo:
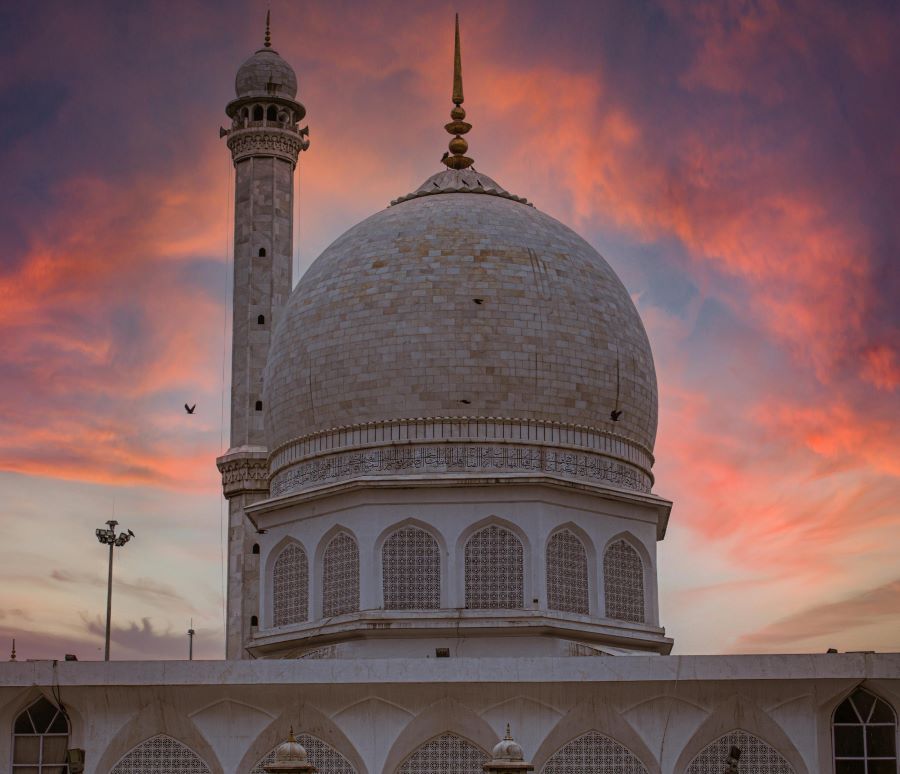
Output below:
[263,167,658,495]
[235,47,298,99]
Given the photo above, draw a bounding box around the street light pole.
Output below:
[95,519,134,661]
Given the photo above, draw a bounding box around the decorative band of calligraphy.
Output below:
[270,443,651,496]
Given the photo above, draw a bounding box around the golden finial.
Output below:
[288,725,296,742]
[442,14,473,170]
[264,9,272,48]
[9,638,15,661]
[504,723,512,740]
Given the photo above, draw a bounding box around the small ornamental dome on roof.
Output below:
[491,726,525,761]
[234,13,298,99]
[263,729,316,773]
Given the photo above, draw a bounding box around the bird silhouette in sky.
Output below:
[184,404,196,414]
[610,409,622,422]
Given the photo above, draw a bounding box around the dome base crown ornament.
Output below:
[263,728,317,774]
[484,725,534,774]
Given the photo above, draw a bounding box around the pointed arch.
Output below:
[684,730,795,773]
[546,527,591,615]
[832,686,897,772]
[272,539,309,626]
[603,535,645,623]
[380,522,442,610]
[463,522,524,609]
[321,529,360,617]
[251,733,357,774]
[396,733,488,774]
[111,734,211,774]
[11,696,69,772]
[541,730,648,774]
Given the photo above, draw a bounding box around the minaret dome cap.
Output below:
[234,13,298,99]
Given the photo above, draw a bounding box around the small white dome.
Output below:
[235,48,298,99]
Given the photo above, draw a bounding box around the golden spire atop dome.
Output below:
[264,9,272,48]
[442,14,474,170]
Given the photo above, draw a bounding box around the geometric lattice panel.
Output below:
[464,524,524,609]
[603,540,644,623]
[382,526,441,610]
[111,735,210,774]
[323,531,360,617]
[685,730,795,774]
[547,529,590,615]
[541,730,648,774]
[273,542,309,626]
[251,734,357,774]
[396,733,488,774]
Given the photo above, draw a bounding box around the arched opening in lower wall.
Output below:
[541,730,648,774]
[251,734,356,774]
[684,730,795,774]
[110,734,211,774]
[396,733,488,774]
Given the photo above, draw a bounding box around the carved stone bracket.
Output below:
[227,126,307,165]
[217,446,269,498]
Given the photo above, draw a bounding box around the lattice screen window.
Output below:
[396,733,488,774]
[322,531,360,617]
[252,734,357,774]
[541,730,647,774]
[111,735,210,774]
[273,542,309,626]
[465,524,524,609]
[603,540,645,623]
[547,529,590,615]
[382,526,441,609]
[833,688,897,773]
[685,730,795,774]
[12,697,69,773]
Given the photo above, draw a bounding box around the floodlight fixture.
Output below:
[94,518,134,661]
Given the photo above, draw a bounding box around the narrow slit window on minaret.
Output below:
[250,615,258,627]
[258,248,266,257]
[267,105,277,121]
[257,314,265,325]
[255,400,263,411]
[252,543,260,554]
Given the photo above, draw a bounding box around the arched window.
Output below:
[322,531,360,617]
[12,697,69,772]
[547,529,589,614]
[834,688,897,773]
[255,400,263,411]
[382,526,440,609]
[273,542,308,626]
[603,539,645,623]
[465,524,524,609]
[685,730,794,774]
[252,733,356,774]
[111,734,210,774]
[397,734,487,774]
[542,730,647,774]
[266,105,278,121]
[252,105,264,121]
[258,248,266,257]
[257,314,266,325]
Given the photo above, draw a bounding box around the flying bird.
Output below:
[127,529,135,538]
[610,409,622,422]
[184,404,196,414]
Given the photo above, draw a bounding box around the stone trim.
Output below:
[218,449,269,498]
[270,417,653,475]
[227,126,306,165]
[270,441,651,497]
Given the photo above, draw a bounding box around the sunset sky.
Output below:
[1,0,898,660]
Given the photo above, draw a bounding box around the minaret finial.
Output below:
[442,14,474,170]
[9,638,15,661]
[505,723,512,740]
[264,9,272,48]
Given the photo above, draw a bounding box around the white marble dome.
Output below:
[235,48,298,99]
[264,169,658,494]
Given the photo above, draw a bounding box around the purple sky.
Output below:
[0,0,898,660]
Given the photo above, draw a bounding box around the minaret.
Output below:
[217,14,309,659]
